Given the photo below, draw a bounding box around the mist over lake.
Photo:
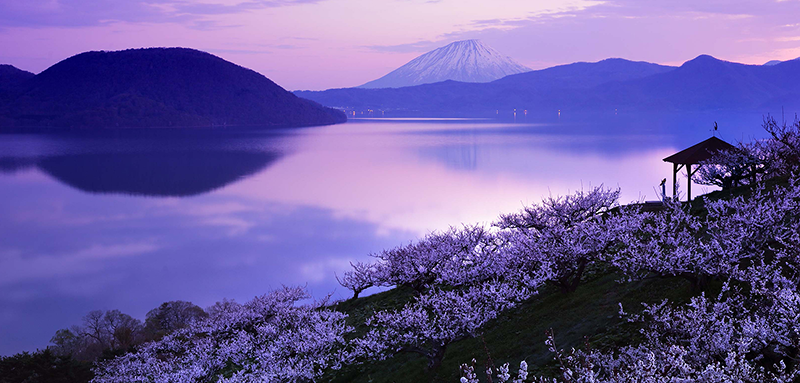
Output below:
[0,113,772,355]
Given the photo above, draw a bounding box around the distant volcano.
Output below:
[360,40,530,88]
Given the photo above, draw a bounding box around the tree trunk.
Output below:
[680,272,710,291]
[426,344,446,371]
[552,258,588,293]
[402,344,447,371]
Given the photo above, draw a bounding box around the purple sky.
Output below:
[1,0,800,90]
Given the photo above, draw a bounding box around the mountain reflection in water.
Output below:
[0,131,287,197]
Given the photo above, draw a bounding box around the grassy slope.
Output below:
[324,273,696,383]
[320,179,781,383]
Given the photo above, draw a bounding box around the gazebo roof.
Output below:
[663,136,736,165]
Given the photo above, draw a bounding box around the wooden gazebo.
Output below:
[663,136,735,201]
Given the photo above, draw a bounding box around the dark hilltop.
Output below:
[0,64,35,104]
[0,48,346,130]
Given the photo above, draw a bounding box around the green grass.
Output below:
[323,273,697,383]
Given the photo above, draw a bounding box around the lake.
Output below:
[0,113,770,355]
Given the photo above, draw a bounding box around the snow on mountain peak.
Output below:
[360,40,531,89]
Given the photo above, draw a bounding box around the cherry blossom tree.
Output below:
[611,180,798,290]
[696,142,766,189]
[462,266,800,382]
[92,287,352,383]
[336,261,383,300]
[339,224,503,296]
[460,359,528,383]
[339,186,624,298]
[355,281,531,371]
[697,116,800,188]
[460,176,800,382]
[496,186,622,293]
[761,115,800,177]
[536,267,800,382]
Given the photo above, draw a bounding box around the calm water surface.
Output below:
[0,115,767,354]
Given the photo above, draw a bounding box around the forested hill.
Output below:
[0,65,34,103]
[296,55,800,116]
[0,48,346,130]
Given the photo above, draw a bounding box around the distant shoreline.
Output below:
[0,120,346,135]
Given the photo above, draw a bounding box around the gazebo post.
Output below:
[686,164,692,201]
[672,163,684,198]
[672,163,678,198]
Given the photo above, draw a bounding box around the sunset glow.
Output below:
[2,0,800,90]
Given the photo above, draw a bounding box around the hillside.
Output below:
[297,55,800,116]
[0,64,34,88]
[0,64,35,103]
[360,40,530,88]
[0,48,346,130]
[324,174,795,383]
[595,55,799,111]
[491,58,673,90]
[325,273,695,382]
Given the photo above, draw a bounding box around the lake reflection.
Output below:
[0,116,766,355]
[0,132,287,196]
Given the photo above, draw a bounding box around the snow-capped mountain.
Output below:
[360,40,530,88]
